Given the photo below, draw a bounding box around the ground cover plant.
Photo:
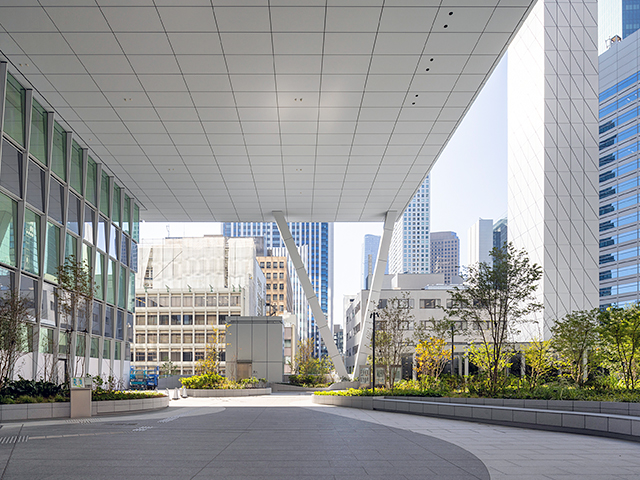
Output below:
[180,373,266,390]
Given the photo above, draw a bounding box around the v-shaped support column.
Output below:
[273,211,348,379]
[352,211,396,380]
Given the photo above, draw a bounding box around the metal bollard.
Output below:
[171,388,180,400]
[180,387,188,398]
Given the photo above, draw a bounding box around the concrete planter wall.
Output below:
[0,395,169,422]
[91,395,169,415]
[185,387,271,397]
[312,395,640,442]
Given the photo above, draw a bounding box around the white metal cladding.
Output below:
[0,2,535,222]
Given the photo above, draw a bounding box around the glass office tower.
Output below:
[0,64,141,384]
[599,29,640,308]
[222,221,333,356]
[624,0,640,38]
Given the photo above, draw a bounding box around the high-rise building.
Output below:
[599,1,640,54]
[361,234,388,290]
[468,219,494,267]
[256,255,293,316]
[493,218,508,251]
[0,71,142,385]
[430,231,460,284]
[508,0,598,338]
[624,0,640,38]
[223,222,333,356]
[388,176,430,275]
[134,236,265,376]
[599,27,640,308]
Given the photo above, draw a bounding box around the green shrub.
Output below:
[92,388,165,401]
[180,373,225,389]
[1,378,64,399]
[15,395,37,403]
[289,374,325,387]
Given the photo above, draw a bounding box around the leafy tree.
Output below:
[466,342,513,383]
[447,243,542,395]
[291,339,332,385]
[160,361,179,376]
[195,341,221,375]
[0,290,32,388]
[56,255,95,384]
[414,336,448,386]
[599,305,640,389]
[523,338,555,389]
[551,309,600,385]
[370,294,413,388]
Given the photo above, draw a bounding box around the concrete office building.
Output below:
[257,254,293,316]
[430,231,459,284]
[0,71,141,385]
[344,273,465,376]
[223,222,332,356]
[598,28,640,308]
[508,0,599,338]
[468,218,494,267]
[0,2,548,379]
[362,234,381,290]
[389,176,430,275]
[133,236,265,375]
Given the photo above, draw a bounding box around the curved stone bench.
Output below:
[185,387,271,397]
[312,395,640,442]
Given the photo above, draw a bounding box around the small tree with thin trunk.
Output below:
[56,255,94,385]
[370,294,413,389]
[0,289,32,388]
[446,243,542,395]
[599,305,640,389]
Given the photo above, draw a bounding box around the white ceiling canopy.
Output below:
[0,1,535,223]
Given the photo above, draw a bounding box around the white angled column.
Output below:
[352,211,395,380]
[272,211,348,379]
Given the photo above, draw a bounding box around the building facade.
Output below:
[133,236,265,375]
[599,28,640,308]
[223,222,333,356]
[257,255,292,316]
[429,231,460,284]
[388,176,430,275]
[1,65,141,385]
[508,0,599,338]
[344,273,465,376]
[468,219,494,267]
[493,218,508,251]
[362,234,380,290]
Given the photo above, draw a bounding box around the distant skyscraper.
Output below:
[599,0,622,54]
[623,0,640,38]
[468,219,494,267]
[222,222,333,355]
[430,232,459,284]
[493,218,508,251]
[361,234,388,289]
[389,175,430,274]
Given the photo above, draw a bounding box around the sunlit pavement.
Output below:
[0,394,638,479]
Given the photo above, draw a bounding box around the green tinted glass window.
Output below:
[95,252,104,301]
[65,232,77,262]
[51,122,66,181]
[4,74,25,145]
[123,194,131,234]
[90,337,99,358]
[70,142,83,194]
[100,172,110,217]
[103,339,111,359]
[76,334,85,357]
[107,259,116,305]
[112,184,121,224]
[128,271,135,312]
[39,327,54,354]
[86,157,97,206]
[118,264,126,309]
[30,99,47,164]
[44,222,60,283]
[22,209,40,275]
[132,204,140,242]
[0,193,17,267]
[114,341,121,360]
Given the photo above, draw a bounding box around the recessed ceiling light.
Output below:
[444,24,448,28]
[430,58,434,62]
[425,68,430,72]
[415,94,419,97]
[449,11,453,15]
[411,102,415,105]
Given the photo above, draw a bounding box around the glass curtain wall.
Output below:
[0,68,141,383]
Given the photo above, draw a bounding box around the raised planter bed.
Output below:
[185,387,271,397]
[312,395,640,442]
[0,395,169,422]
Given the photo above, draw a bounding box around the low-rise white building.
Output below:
[133,236,265,376]
[345,273,467,378]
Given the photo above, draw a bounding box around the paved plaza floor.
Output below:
[0,394,638,479]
